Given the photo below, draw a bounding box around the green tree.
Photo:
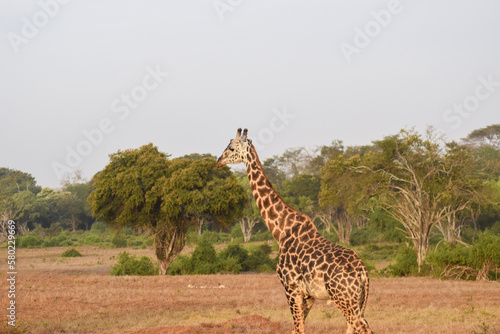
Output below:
[88,144,246,275]
[320,152,377,244]
[366,128,485,269]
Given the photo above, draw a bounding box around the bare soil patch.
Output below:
[1,247,499,333]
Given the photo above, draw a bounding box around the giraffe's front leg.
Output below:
[283,285,307,334]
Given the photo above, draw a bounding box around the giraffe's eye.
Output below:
[229,147,235,152]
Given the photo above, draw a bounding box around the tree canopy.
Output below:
[88,143,246,274]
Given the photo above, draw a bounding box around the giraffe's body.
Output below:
[217,129,372,334]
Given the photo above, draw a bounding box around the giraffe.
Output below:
[216,128,373,334]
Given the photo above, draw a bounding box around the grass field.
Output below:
[1,246,499,334]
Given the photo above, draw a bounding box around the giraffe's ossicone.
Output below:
[217,128,373,334]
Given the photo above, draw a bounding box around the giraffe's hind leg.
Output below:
[327,286,372,334]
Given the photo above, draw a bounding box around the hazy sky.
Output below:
[1,1,499,188]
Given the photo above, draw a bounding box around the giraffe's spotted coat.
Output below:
[217,129,373,334]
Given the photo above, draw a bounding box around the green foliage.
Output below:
[230,223,243,239]
[61,248,82,257]
[218,244,249,269]
[350,226,374,246]
[251,230,273,242]
[110,252,158,276]
[427,232,500,280]
[91,222,109,234]
[83,235,102,245]
[43,232,74,247]
[18,235,43,248]
[386,246,419,277]
[89,144,246,274]
[112,233,127,248]
[243,244,276,272]
[167,255,192,275]
[190,238,218,275]
[168,239,276,275]
[198,230,231,245]
[359,243,399,261]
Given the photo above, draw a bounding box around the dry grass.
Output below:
[0,246,499,334]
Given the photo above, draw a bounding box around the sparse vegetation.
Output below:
[109,251,158,276]
[61,248,82,257]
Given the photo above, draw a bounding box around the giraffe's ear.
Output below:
[242,128,248,142]
[235,128,242,141]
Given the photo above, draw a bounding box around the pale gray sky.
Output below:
[1,1,499,188]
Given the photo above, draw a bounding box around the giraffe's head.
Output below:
[216,128,251,168]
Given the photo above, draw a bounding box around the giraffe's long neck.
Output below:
[244,143,295,243]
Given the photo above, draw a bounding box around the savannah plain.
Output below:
[2,246,499,334]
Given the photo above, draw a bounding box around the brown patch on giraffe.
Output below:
[258,187,271,197]
[268,206,278,220]
[257,176,265,187]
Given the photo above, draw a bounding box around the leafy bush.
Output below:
[218,257,243,274]
[190,238,219,274]
[168,240,277,275]
[251,230,273,242]
[61,248,82,257]
[244,246,276,272]
[427,232,500,280]
[230,223,243,239]
[219,244,248,264]
[18,235,43,248]
[91,221,109,234]
[110,252,158,276]
[83,235,101,245]
[360,243,399,261]
[198,230,232,244]
[350,226,373,246]
[44,233,74,247]
[168,255,193,275]
[386,246,418,277]
[112,233,127,248]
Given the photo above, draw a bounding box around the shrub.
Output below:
[61,248,82,257]
[44,232,74,247]
[350,226,373,246]
[427,232,500,280]
[110,252,158,276]
[198,230,232,245]
[83,235,100,245]
[91,221,109,234]
[18,235,43,248]
[244,247,275,272]
[218,244,249,272]
[112,233,127,248]
[386,246,418,277]
[218,257,243,274]
[168,255,192,275]
[230,223,243,239]
[190,238,218,274]
[360,243,399,261]
[251,230,273,242]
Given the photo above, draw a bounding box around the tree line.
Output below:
[1,124,499,275]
